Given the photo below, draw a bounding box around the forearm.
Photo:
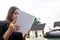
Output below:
[3,27,13,40]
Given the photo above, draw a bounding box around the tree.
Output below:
[33,17,40,25]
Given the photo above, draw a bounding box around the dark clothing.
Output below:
[0,21,23,40]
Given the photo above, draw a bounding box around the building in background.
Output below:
[28,23,45,38]
[54,21,60,27]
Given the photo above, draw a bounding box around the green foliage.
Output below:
[33,17,40,25]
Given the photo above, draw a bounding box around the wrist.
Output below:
[8,26,14,32]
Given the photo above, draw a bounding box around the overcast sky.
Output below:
[0,0,60,23]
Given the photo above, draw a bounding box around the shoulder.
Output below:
[0,21,9,32]
[0,21,9,36]
[0,21,6,24]
[0,21,9,29]
[0,21,7,26]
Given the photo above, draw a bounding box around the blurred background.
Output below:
[0,0,60,23]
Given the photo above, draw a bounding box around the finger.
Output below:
[11,19,16,24]
[15,25,20,27]
[14,24,19,30]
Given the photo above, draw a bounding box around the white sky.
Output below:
[0,0,60,23]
